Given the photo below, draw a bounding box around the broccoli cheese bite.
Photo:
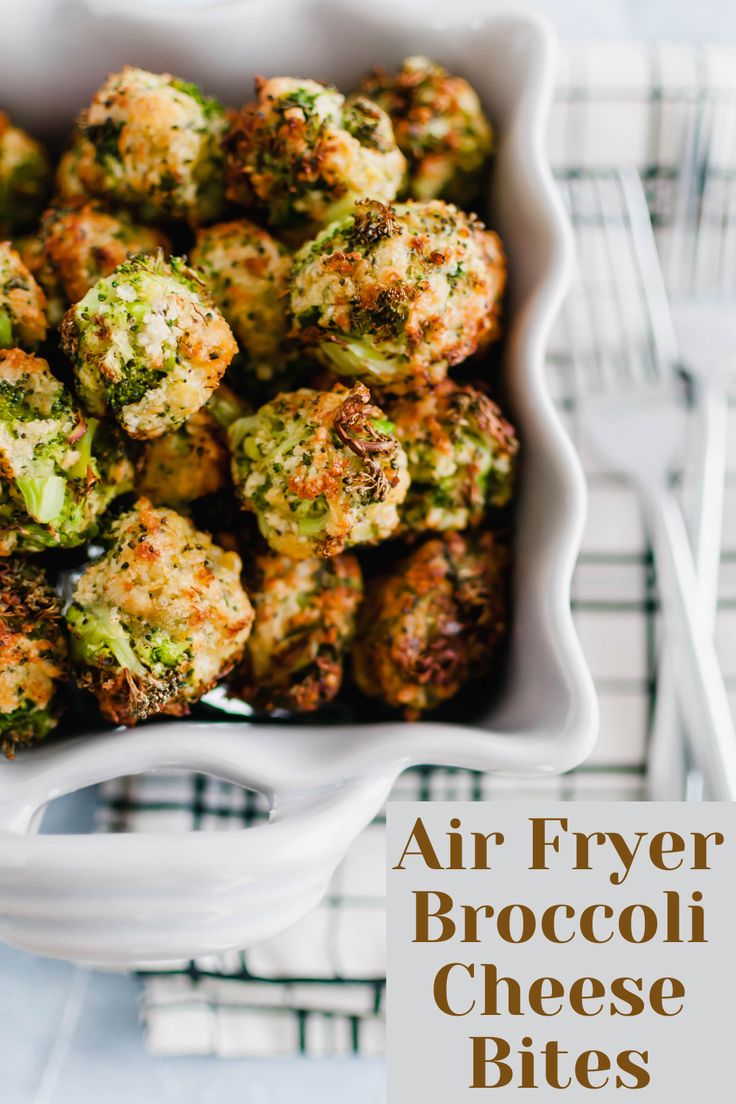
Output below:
[24,199,170,324]
[224,77,406,235]
[388,381,518,533]
[55,137,97,200]
[290,198,506,390]
[0,559,67,758]
[136,383,247,508]
[60,252,237,440]
[0,349,134,555]
[76,67,227,224]
[228,382,409,559]
[136,408,228,508]
[66,499,254,725]
[191,218,296,383]
[358,56,493,205]
[229,549,362,712]
[0,242,47,349]
[0,112,50,236]
[352,530,509,715]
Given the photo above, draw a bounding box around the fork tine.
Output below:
[666,98,701,292]
[721,152,736,296]
[595,172,653,387]
[618,168,680,375]
[692,98,719,294]
[701,97,736,297]
[563,171,678,401]
[668,92,736,298]
[715,98,736,296]
[564,175,614,393]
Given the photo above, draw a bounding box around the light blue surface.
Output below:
[0,954,385,1104]
[0,2,730,1100]
[0,955,385,1104]
[0,789,386,1103]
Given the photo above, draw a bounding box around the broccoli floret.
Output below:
[15,475,67,525]
[0,309,11,347]
[205,383,249,430]
[67,603,146,676]
[320,338,407,383]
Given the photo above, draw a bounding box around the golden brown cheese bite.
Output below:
[23,199,170,324]
[191,218,295,383]
[224,76,406,237]
[0,242,47,348]
[352,530,509,715]
[229,549,362,712]
[228,382,409,559]
[388,380,518,533]
[75,67,228,224]
[60,252,237,440]
[0,558,67,758]
[0,112,50,236]
[66,499,254,725]
[358,56,493,204]
[135,384,247,509]
[0,349,134,555]
[290,198,506,391]
[136,408,230,508]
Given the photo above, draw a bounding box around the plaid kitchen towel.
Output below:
[97,41,736,1056]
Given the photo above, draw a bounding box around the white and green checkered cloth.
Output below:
[98,41,736,1057]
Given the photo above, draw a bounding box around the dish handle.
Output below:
[0,723,400,964]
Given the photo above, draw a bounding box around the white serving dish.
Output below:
[0,0,597,966]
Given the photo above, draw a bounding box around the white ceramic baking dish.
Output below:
[0,0,597,966]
